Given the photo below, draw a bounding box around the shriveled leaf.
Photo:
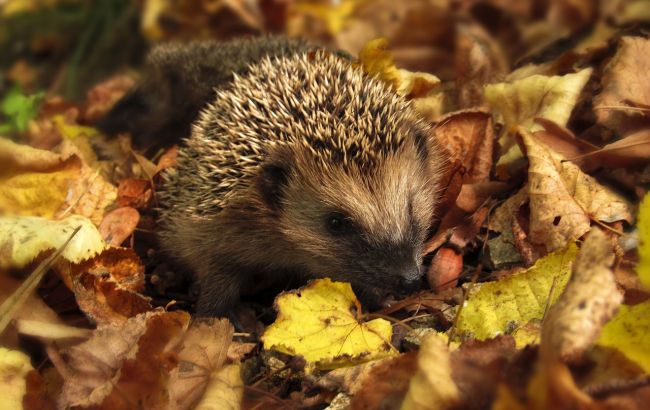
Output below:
[262,279,395,371]
[0,348,33,410]
[434,110,494,183]
[67,247,149,324]
[168,318,234,410]
[598,301,650,372]
[521,130,633,251]
[541,229,623,363]
[594,36,650,133]
[638,193,650,288]
[0,215,105,270]
[456,244,578,341]
[0,138,116,223]
[401,333,459,410]
[59,310,190,409]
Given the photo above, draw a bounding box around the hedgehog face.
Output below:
[262,132,440,295]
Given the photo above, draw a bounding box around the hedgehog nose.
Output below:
[398,266,422,293]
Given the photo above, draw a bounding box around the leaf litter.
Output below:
[1,1,650,409]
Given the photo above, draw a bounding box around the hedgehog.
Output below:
[113,38,447,316]
[97,37,311,151]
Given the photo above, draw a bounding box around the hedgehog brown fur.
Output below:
[157,47,446,316]
[97,37,310,151]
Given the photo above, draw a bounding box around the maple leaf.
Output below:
[262,278,396,371]
[456,244,577,344]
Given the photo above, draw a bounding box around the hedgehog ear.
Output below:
[257,154,293,211]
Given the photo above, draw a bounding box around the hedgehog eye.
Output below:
[325,212,353,235]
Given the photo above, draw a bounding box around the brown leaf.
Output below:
[99,207,140,247]
[349,353,417,410]
[571,129,650,169]
[67,248,150,324]
[434,110,495,183]
[168,318,234,410]
[58,311,185,408]
[455,23,508,109]
[83,75,136,123]
[427,246,463,292]
[116,179,153,209]
[541,228,623,364]
[595,36,650,134]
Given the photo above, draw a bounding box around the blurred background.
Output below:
[0,0,649,136]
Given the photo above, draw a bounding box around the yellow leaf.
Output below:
[0,215,105,270]
[0,348,33,410]
[293,0,359,34]
[401,333,459,410]
[456,244,578,341]
[358,38,441,99]
[194,364,243,410]
[485,68,592,135]
[637,193,650,288]
[486,68,592,174]
[262,278,396,371]
[541,229,622,362]
[598,301,650,372]
[53,114,98,140]
[0,139,81,218]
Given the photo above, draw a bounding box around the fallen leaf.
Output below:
[485,68,592,176]
[456,243,578,341]
[194,364,244,410]
[0,215,105,270]
[347,355,416,409]
[594,36,650,134]
[116,179,153,209]
[98,207,140,247]
[83,75,136,123]
[521,130,633,251]
[59,310,190,409]
[358,38,441,99]
[434,110,495,183]
[541,228,623,363]
[637,193,650,289]
[168,318,235,409]
[0,139,81,218]
[573,129,650,169]
[67,247,150,324]
[401,333,459,410]
[0,347,34,410]
[427,246,463,292]
[598,301,650,373]
[262,278,396,371]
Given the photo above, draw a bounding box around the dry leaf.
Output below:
[98,207,140,247]
[401,333,459,410]
[59,311,190,409]
[541,228,623,363]
[168,318,234,409]
[434,110,495,183]
[594,36,650,134]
